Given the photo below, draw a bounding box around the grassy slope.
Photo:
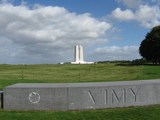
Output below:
[0,63,160,120]
[0,63,160,89]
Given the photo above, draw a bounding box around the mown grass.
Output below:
[0,63,160,120]
[0,63,160,89]
[1,105,160,120]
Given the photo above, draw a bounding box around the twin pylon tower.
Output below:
[75,45,84,63]
[71,45,94,64]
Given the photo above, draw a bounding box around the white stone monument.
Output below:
[71,45,94,64]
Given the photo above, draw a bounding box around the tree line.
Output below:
[139,25,160,64]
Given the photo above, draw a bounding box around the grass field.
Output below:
[0,63,160,120]
[0,63,160,89]
[0,105,160,120]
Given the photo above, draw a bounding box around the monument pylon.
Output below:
[71,45,94,64]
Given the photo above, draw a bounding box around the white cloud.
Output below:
[92,46,140,61]
[136,5,160,28]
[111,5,160,28]
[111,8,135,21]
[0,3,111,64]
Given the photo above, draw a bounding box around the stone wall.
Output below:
[0,91,3,109]
[3,80,160,110]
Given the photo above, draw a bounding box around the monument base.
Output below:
[71,61,94,64]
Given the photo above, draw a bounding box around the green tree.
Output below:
[139,25,160,64]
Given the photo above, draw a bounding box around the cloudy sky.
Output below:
[0,0,159,64]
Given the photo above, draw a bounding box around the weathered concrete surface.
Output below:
[3,79,160,110]
[0,91,3,109]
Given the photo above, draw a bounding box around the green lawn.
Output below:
[0,63,160,120]
[0,63,160,89]
[1,105,160,120]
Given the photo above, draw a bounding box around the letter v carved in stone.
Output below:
[87,90,108,104]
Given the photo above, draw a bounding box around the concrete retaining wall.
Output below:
[3,80,160,110]
[0,91,3,109]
